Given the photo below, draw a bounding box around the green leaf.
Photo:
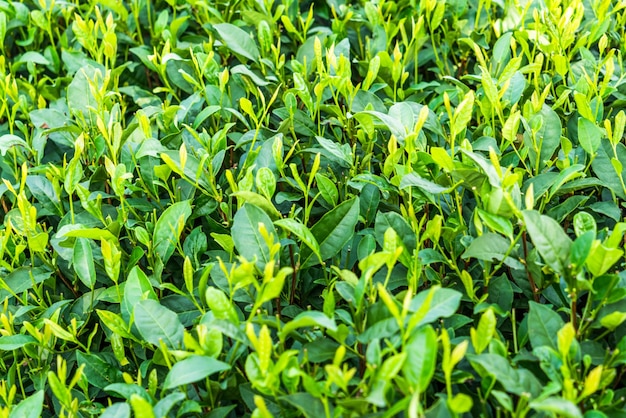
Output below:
[100,403,131,418]
[592,140,626,199]
[0,334,37,351]
[153,393,186,418]
[586,242,623,277]
[403,325,437,391]
[73,238,96,288]
[301,197,360,268]
[522,210,572,275]
[232,191,281,220]
[408,287,462,326]
[468,353,539,396]
[76,351,123,389]
[163,355,231,389]
[97,310,136,341]
[358,110,408,142]
[153,200,192,263]
[63,227,118,243]
[133,299,184,349]
[0,134,30,156]
[525,105,562,170]
[205,287,240,325]
[471,308,496,354]
[0,267,52,301]
[462,233,523,269]
[578,117,602,155]
[529,397,582,418]
[315,136,353,167]
[130,394,156,418]
[104,383,150,401]
[528,301,564,350]
[10,390,43,418]
[275,218,321,260]
[67,65,101,119]
[453,90,475,136]
[280,393,327,418]
[360,184,380,224]
[232,203,279,268]
[315,173,338,206]
[399,172,452,194]
[122,266,157,323]
[570,231,594,268]
[279,311,337,339]
[213,23,260,63]
[374,211,417,255]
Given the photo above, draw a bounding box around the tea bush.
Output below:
[1,0,626,416]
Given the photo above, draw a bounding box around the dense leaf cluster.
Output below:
[1,0,626,416]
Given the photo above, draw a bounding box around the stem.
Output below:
[522,231,540,302]
[571,291,578,332]
[289,244,298,305]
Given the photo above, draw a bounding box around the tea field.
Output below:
[0,0,626,417]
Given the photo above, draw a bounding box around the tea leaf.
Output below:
[523,210,572,275]
[578,117,602,155]
[153,200,192,263]
[213,23,260,63]
[275,218,321,260]
[163,356,230,389]
[10,390,44,418]
[528,302,564,351]
[403,325,437,391]
[232,203,279,268]
[301,197,360,268]
[133,300,184,349]
[73,238,96,289]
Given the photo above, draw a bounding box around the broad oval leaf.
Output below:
[0,267,52,301]
[462,233,523,269]
[403,325,437,391]
[100,403,131,418]
[163,355,231,389]
[529,397,582,418]
[301,197,360,268]
[232,203,279,268]
[527,301,564,351]
[274,218,321,260]
[121,266,157,323]
[10,390,44,418]
[153,200,192,263]
[522,210,572,275]
[0,334,37,351]
[213,23,260,63]
[76,351,123,389]
[205,287,239,325]
[279,311,337,340]
[578,117,602,155]
[408,287,462,327]
[73,238,96,288]
[399,172,452,194]
[133,299,184,349]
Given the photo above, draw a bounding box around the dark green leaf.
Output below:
[528,301,564,350]
[134,299,184,349]
[403,325,437,391]
[164,356,231,389]
[232,203,279,268]
[301,198,360,268]
[522,210,572,275]
[213,23,260,63]
[153,200,192,263]
[76,351,123,389]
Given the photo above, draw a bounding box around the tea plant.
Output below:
[1,0,626,416]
